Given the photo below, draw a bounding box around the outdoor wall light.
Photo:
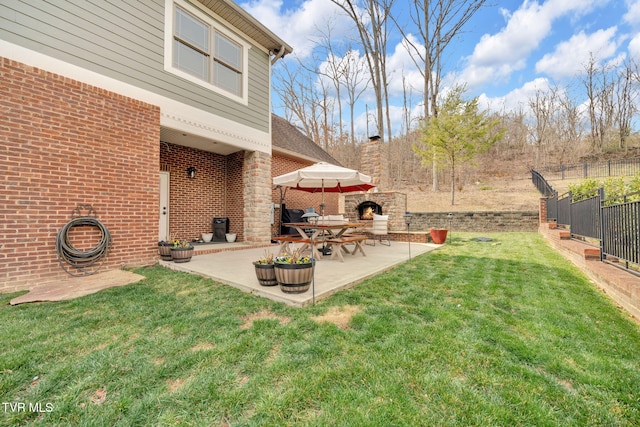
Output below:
[404,211,413,226]
[186,166,196,179]
[404,211,413,260]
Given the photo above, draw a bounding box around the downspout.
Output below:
[270,45,286,65]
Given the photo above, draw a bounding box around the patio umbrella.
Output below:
[273,162,376,215]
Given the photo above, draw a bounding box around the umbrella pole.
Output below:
[319,182,330,255]
[312,258,316,305]
[320,179,325,216]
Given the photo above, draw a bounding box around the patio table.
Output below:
[282,222,367,260]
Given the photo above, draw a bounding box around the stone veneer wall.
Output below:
[359,139,388,190]
[407,211,539,232]
[244,150,272,244]
[344,193,538,233]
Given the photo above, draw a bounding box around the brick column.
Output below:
[539,198,547,223]
[243,151,272,243]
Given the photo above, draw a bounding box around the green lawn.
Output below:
[2,232,640,426]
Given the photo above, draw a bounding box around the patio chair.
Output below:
[366,214,390,246]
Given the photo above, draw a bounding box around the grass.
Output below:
[1,232,640,426]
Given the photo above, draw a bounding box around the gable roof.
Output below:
[271,114,341,165]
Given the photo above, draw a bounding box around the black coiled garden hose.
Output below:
[56,216,111,276]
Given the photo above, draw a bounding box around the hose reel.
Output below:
[56,204,112,276]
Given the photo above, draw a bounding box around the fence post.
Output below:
[599,187,605,262]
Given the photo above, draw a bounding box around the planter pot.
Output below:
[430,229,448,244]
[158,244,172,261]
[274,262,313,293]
[171,247,194,263]
[201,232,213,242]
[253,262,278,286]
[226,233,237,243]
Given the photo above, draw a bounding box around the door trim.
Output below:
[159,171,170,241]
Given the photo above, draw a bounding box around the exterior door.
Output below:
[159,171,170,241]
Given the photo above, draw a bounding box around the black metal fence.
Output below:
[543,186,640,275]
[601,190,640,272]
[570,192,600,241]
[536,158,640,181]
[531,169,556,197]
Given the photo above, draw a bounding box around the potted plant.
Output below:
[430,229,448,244]
[274,249,314,294]
[253,250,277,286]
[170,239,194,263]
[158,240,173,261]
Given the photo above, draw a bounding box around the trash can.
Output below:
[212,217,229,242]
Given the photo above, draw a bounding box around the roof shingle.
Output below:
[272,114,340,165]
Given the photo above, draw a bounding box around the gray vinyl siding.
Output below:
[0,0,270,133]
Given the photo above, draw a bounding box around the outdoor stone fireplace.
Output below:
[344,192,407,232]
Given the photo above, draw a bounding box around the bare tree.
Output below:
[313,22,347,142]
[342,50,370,144]
[528,88,556,168]
[330,0,395,141]
[615,60,638,152]
[583,54,616,152]
[553,86,584,165]
[273,58,336,148]
[394,0,487,191]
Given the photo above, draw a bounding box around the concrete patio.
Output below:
[161,241,441,306]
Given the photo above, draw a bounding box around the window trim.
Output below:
[164,0,250,105]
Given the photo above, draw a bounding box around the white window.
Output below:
[165,0,249,103]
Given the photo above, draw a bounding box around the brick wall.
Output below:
[0,58,160,291]
[228,152,245,239]
[160,143,231,241]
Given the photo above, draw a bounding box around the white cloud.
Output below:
[239,0,350,58]
[535,27,619,79]
[624,0,640,25]
[455,0,608,90]
[629,33,640,60]
[478,78,552,114]
[385,35,424,97]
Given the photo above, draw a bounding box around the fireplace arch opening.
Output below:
[358,201,382,220]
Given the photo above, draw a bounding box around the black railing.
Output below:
[601,190,640,273]
[570,192,600,240]
[536,158,640,181]
[557,193,571,227]
[547,195,558,220]
[543,188,640,275]
[531,169,556,197]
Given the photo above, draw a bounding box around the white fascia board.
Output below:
[0,40,271,154]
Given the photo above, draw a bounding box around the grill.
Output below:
[212,217,229,242]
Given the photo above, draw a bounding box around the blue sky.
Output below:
[239,0,640,136]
